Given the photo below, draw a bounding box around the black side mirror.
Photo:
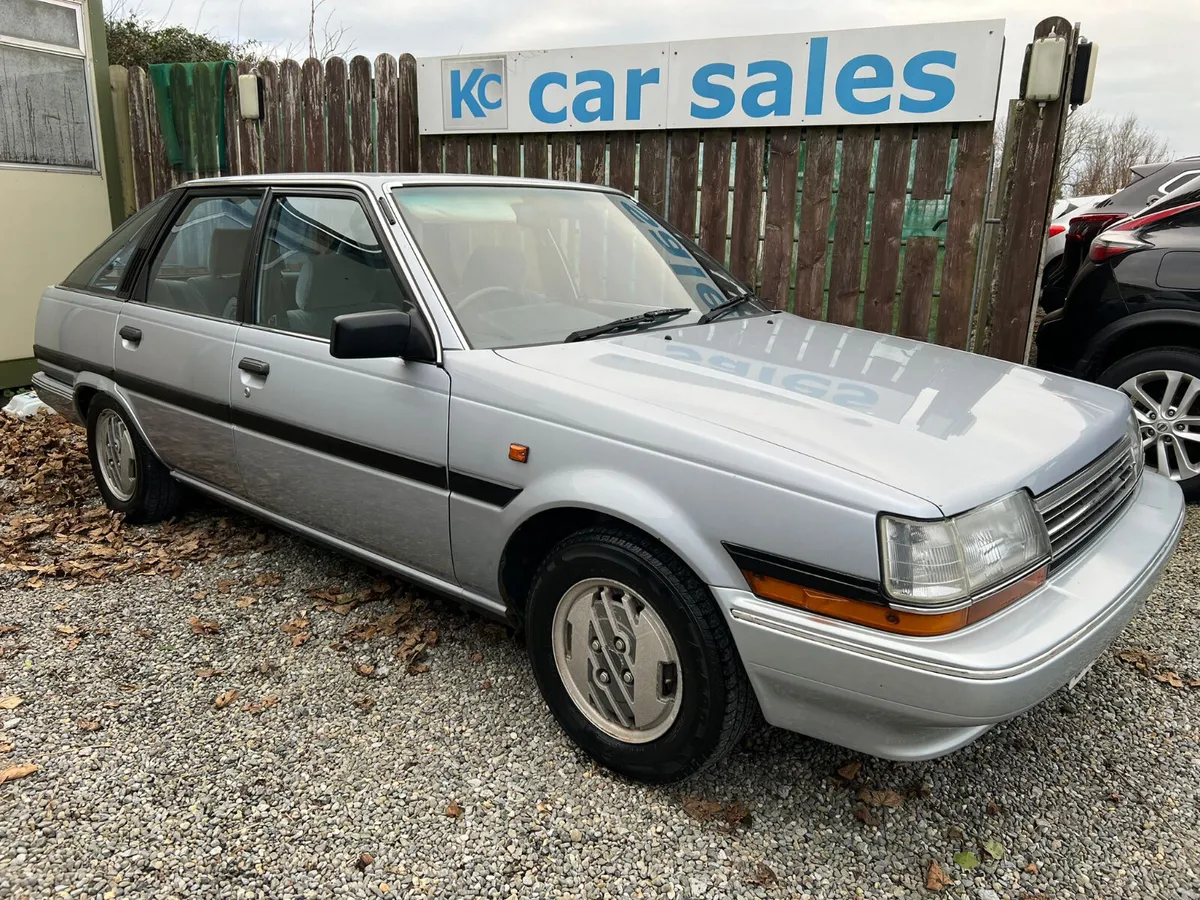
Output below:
[329,309,436,361]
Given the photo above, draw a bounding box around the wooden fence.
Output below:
[111,53,994,352]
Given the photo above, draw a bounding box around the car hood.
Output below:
[495,314,1131,514]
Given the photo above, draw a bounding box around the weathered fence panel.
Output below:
[109,49,1011,354]
[861,124,911,333]
[760,128,800,309]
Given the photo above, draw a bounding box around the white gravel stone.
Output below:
[1,485,1198,898]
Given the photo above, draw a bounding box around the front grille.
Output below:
[1034,437,1141,567]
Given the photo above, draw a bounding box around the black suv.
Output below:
[1041,156,1200,311]
[1037,177,1200,496]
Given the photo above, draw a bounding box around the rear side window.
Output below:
[144,194,262,320]
[62,196,167,293]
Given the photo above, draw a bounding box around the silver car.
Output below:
[32,174,1184,783]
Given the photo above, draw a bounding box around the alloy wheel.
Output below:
[95,409,138,501]
[550,578,682,743]
[1121,369,1200,481]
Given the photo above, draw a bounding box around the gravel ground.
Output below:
[2,419,1199,899]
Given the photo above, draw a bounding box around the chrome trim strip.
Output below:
[172,472,508,618]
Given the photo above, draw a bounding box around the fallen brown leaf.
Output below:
[480,679,492,691]
[235,595,257,609]
[837,760,862,782]
[986,800,1003,816]
[854,806,881,827]
[356,851,374,871]
[0,696,23,710]
[722,800,751,829]
[242,695,279,715]
[682,798,724,822]
[1117,648,1159,672]
[77,719,102,732]
[1024,862,1039,874]
[215,579,235,594]
[191,591,208,601]
[53,624,77,635]
[0,741,13,753]
[354,697,376,712]
[926,860,952,891]
[195,668,226,679]
[0,763,38,785]
[0,625,21,635]
[213,689,240,709]
[353,663,375,678]
[292,632,312,648]
[859,788,904,808]
[469,651,484,663]
[133,628,153,639]
[188,617,221,636]
[281,617,310,635]
[1155,671,1185,688]
[65,637,82,651]
[255,572,283,587]
[751,862,777,887]
[445,800,464,818]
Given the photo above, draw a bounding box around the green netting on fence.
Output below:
[148,61,234,173]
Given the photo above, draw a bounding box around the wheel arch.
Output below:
[1082,309,1200,379]
[496,473,740,623]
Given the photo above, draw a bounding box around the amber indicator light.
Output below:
[509,443,529,463]
[742,566,1048,636]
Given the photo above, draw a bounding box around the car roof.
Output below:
[177,172,625,194]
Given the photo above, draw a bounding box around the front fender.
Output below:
[511,466,742,587]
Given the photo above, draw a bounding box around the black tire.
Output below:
[525,525,755,783]
[86,395,183,523]
[1099,346,1200,500]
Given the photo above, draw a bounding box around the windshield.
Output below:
[390,185,759,349]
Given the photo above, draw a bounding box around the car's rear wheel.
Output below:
[86,395,183,523]
[525,525,754,783]
[1099,347,1200,499]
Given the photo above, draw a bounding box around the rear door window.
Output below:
[143,194,262,320]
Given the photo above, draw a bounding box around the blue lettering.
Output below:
[742,60,793,118]
[625,68,660,121]
[710,355,750,377]
[621,200,658,227]
[663,344,703,361]
[832,384,878,411]
[670,264,707,278]
[530,72,568,124]
[690,63,736,120]
[781,373,830,398]
[900,50,957,113]
[450,68,484,119]
[757,366,777,385]
[835,54,894,116]
[573,69,615,123]
[805,37,828,115]
[651,229,689,259]
[696,283,724,308]
[478,73,502,110]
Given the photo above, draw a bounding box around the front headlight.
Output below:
[880,491,1051,607]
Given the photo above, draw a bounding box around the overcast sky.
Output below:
[126,0,1199,157]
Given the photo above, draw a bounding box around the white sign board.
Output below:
[417,20,1004,134]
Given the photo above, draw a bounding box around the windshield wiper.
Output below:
[697,290,761,324]
[564,308,693,343]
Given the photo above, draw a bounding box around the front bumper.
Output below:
[715,471,1185,761]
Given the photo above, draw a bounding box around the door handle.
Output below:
[238,358,270,377]
[119,325,142,343]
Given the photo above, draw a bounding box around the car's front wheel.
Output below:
[525,525,754,783]
[1100,346,1200,499]
[86,395,183,523]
